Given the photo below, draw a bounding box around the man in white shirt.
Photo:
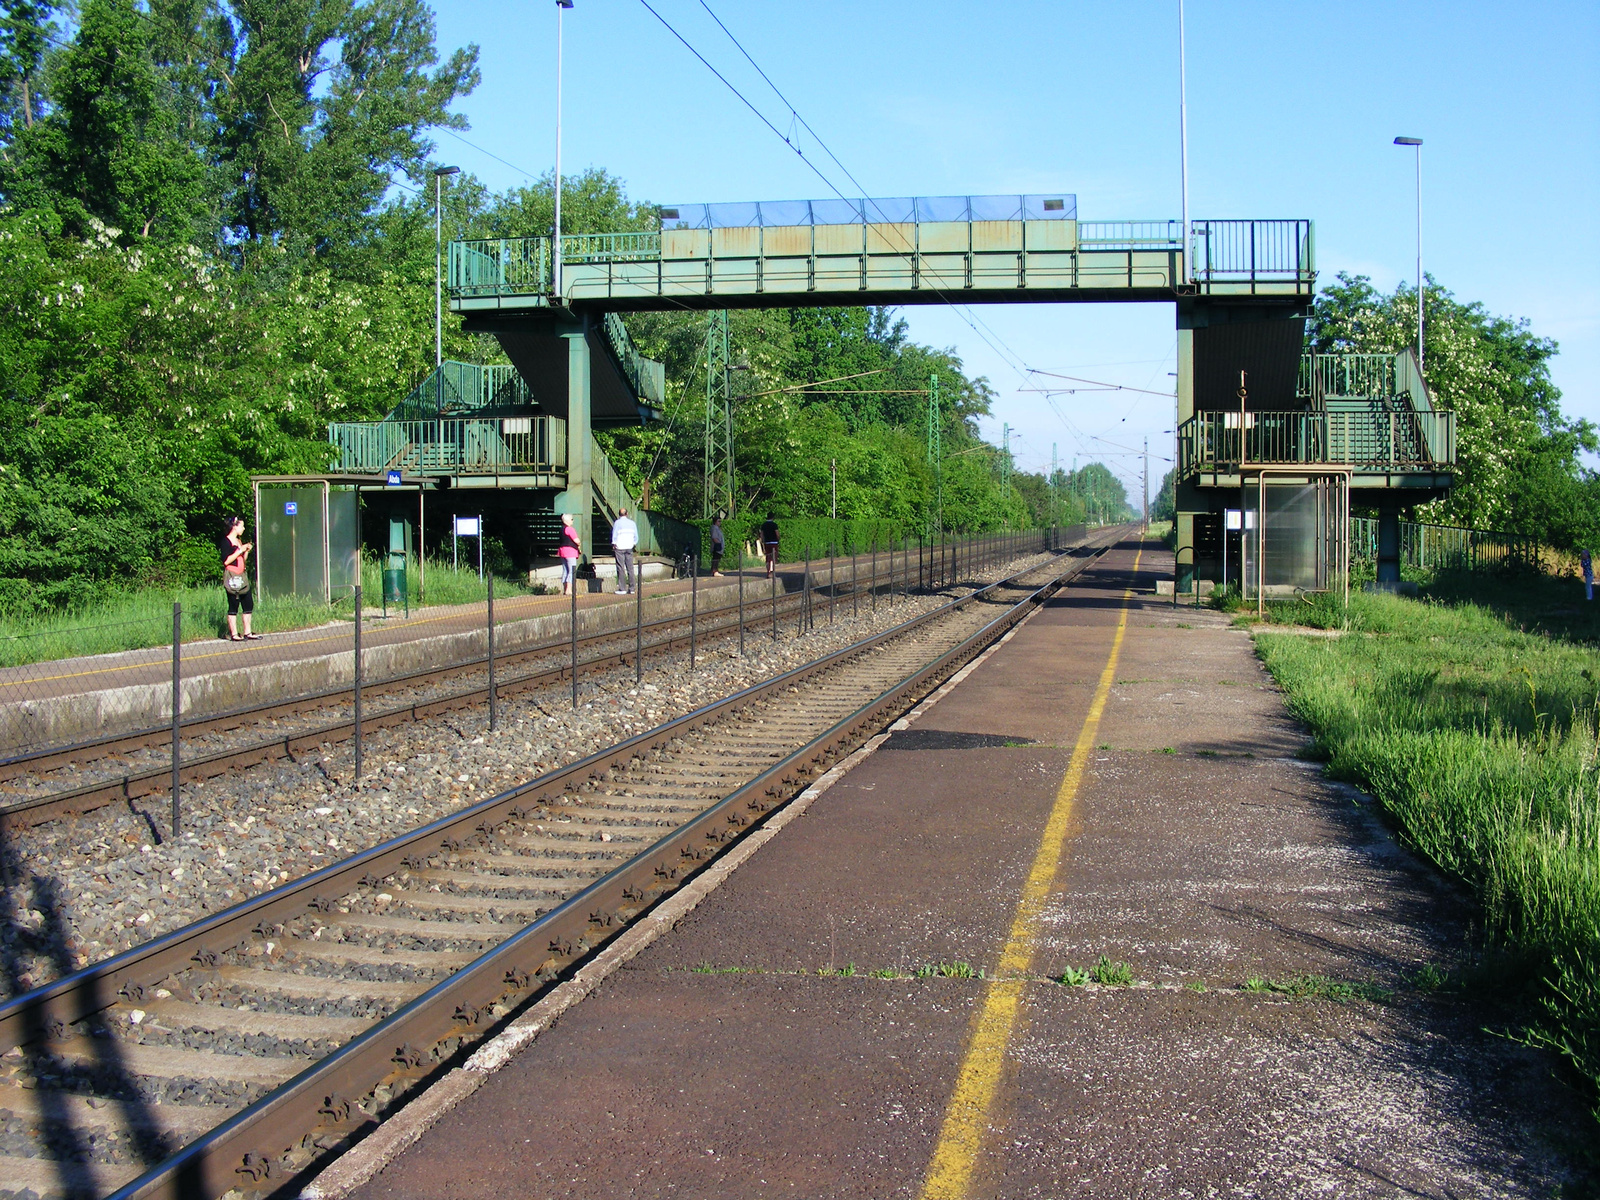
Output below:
[611,508,639,594]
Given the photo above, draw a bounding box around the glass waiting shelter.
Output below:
[251,474,432,603]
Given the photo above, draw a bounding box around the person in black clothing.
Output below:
[219,516,259,641]
[760,515,779,579]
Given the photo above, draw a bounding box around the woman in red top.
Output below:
[557,512,580,596]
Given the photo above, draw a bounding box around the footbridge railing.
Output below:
[1179,409,1455,477]
[329,416,567,476]
[449,204,1314,307]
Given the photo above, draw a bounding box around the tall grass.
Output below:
[0,557,530,669]
[1252,587,1600,1097]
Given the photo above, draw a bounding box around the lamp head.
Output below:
[434,165,461,176]
[1393,136,1423,146]
[557,0,573,7]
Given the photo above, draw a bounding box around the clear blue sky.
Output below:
[429,0,1600,500]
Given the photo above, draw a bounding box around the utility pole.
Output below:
[927,373,942,537]
[703,310,734,520]
[830,459,837,520]
[999,423,1012,527]
[1143,436,1150,528]
[1179,0,1191,283]
[553,0,572,300]
[1050,442,1058,528]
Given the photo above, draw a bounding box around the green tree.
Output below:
[1307,273,1599,546]
[0,0,54,148]
[211,0,478,260]
[9,0,207,240]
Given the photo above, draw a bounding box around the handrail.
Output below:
[328,416,567,475]
[447,215,1316,299]
[1178,409,1455,475]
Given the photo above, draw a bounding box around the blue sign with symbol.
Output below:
[386,469,402,486]
[284,501,297,516]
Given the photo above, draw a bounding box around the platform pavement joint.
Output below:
[329,536,1591,1200]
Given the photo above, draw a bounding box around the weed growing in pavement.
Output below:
[1195,749,1219,757]
[1413,963,1451,993]
[1060,965,1091,987]
[868,967,904,979]
[915,962,980,980]
[1089,955,1135,986]
[1240,974,1391,1003]
[1175,622,1193,629]
[1159,747,1177,756]
[1098,743,1113,750]
[690,963,759,975]
[1184,980,1208,992]
[1252,582,1600,1095]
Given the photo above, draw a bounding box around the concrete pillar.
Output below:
[1376,507,1401,584]
[1174,318,1197,592]
[562,320,593,565]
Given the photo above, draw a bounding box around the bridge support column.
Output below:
[1174,319,1197,593]
[561,319,593,568]
[1376,506,1401,585]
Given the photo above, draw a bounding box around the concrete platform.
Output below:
[328,536,1589,1199]
[0,564,811,752]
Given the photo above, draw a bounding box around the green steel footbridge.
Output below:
[329,192,1451,589]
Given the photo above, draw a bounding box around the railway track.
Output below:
[0,552,958,833]
[0,532,1123,1200]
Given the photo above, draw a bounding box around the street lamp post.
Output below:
[554,0,573,301]
[433,165,460,370]
[1394,136,1423,371]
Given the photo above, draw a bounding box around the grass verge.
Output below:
[1248,580,1600,1106]
[0,557,535,669]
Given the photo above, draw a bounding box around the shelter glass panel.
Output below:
[259,485,328,599]
[328,486,361,601]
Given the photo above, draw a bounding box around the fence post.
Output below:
[487,573,497,731]
[803,551,812,633]
[829,544,836,627]
[847,538,856,619]
[871,538,878,614]
[690,555,698,669]
[171,602,181,838]
[738,557,745,656]
[353,584,363,783]
[635,559,644,683]
[570,575,578,709]
[770,571,777,643]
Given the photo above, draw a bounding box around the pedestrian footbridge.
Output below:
[450,194,1313,311]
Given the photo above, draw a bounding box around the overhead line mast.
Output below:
[704,310,735,520]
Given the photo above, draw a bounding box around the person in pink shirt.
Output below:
[558,512,581,596]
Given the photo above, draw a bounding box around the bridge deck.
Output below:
[450,217,1314,313]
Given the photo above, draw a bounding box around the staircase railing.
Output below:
[600,313,666,408]
[1178,409,1455,476]
[329,416,566,474]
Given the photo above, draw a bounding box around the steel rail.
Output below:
[0,556,963,833]
[1,531,1125,1200]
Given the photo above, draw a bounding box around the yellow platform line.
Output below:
[917,544,1142,1200]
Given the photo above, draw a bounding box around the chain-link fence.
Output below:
[0,527,1090,840]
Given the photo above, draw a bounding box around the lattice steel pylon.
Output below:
[1000,422,1012,521]
[927,372,942,536]
[703,310,735,520]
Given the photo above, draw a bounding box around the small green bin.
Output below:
[382,565,406,608]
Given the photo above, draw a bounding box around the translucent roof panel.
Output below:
[658,193,1076,228]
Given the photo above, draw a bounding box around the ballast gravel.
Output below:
[2,556,1060,997]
